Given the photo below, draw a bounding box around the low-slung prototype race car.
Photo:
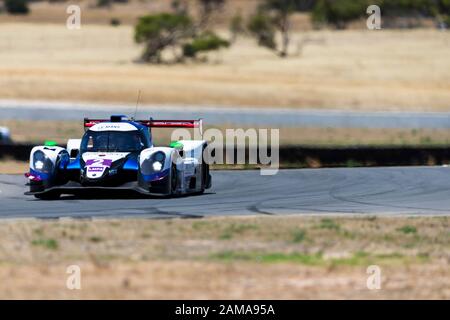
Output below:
[25,115,211,199]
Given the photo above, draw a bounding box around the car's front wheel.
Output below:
[169,164,178,195]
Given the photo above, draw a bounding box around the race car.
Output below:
[25,115,211,199]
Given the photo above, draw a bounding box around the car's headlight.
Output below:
[152,161,163,172]
[141,152,166,175]
[35,160,44,170]
[33,150,53,173]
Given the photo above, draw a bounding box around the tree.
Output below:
[171,0,188,15]
[96,0,128,8]
[438,0,450,28]
[248,13,277,50]
[312,0,368,29]
[310,0,450,29]
[438,0,450,15]
[96,0,111,8]
[264,0,298,56]
[229,10,245,42]
[249,0,308,57]
[4,0,30,15]
[134,12,230,63]
[135,13,194,63]
[183,31,230,58]
[198,0,226,28]
[198,0,226,12]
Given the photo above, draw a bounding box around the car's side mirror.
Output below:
[70,149,79,158]
[179,150,184,158]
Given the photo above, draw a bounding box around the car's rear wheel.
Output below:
[199,162,207,194]
[200,145,211,193]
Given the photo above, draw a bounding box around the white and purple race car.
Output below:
[25,115,211,199]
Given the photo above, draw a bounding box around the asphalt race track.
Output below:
[1,100,450,129]
[0,167,449,219]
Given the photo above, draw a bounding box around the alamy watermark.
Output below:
[367,5,382,30]
[66,5,81,30]
[171,128,280,176]
[66,265,82,290]
[366,265,382,290]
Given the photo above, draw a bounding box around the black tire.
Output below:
[34,192,60,200]
[169,163,178,195]
[199,162,207,194]
[201,145,211,192]
[204,162,211,189]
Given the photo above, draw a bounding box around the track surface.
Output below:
[0,167,449,219]
[1,100,450,128]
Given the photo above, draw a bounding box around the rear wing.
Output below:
[84,117,203,135]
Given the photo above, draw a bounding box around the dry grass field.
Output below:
[0,216,447,299]
[0,23,449,111]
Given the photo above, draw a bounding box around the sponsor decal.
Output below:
[86,159,112,166]
[85,158,113,178]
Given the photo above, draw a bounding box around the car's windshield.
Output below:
[81,130,146,153]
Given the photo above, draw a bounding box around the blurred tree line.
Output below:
[312,0,450,29]
[246,0,450,56]
[136,0,450,62]
[1,0,449,62]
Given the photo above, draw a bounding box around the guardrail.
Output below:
[1,144,449,168]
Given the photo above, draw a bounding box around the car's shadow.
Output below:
[38,190,216,201]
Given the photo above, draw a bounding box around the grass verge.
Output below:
[0,215,447,299]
